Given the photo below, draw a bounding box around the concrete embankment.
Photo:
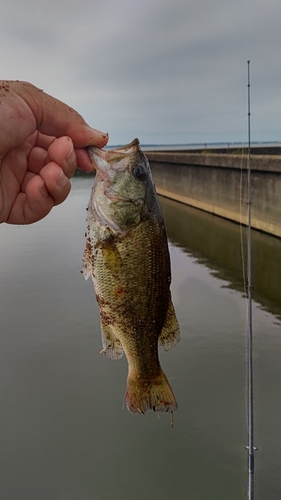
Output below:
[146,151,281,238]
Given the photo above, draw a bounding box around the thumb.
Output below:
[7,81,109,148]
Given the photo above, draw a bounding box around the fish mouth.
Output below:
[103,188,144,206]
[97,193,144,208]
[87,138,141,175]
[114,199,142,205]
[92,196,143,233]
[92,180,144,232]
[96,176,143,206]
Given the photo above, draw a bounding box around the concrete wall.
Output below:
[146,152,281,238]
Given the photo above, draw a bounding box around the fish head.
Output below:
[87,139,156,233]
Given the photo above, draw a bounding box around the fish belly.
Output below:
[83,214,179,416]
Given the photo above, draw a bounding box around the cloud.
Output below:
[1,0,281,144]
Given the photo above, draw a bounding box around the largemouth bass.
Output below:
[82,139,180,418]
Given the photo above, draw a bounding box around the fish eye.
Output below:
[132,164,147,181]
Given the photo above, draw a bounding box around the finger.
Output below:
[34,132,56,149]
[47,136,77,179]
[27,146,49,174]
[8,162,71,224]
[75,148,96,172]
[34,136,99,174]
[21,170,36,192]
[10,81,109,148]
[26,136,76,176]
[39,161,71,206]
[7,175,54,224]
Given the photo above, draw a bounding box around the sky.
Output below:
[1,0,281,146]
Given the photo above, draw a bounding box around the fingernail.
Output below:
[39,180,49,198]
[65,143,77,168]
[56,169,69,187]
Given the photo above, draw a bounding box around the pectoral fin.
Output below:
[100,321,124,360]
[159,297,180,351]
[101,241,123,276]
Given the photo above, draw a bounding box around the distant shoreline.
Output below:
[107,141,281,154]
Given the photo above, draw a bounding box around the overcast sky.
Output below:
[1,0,281,145]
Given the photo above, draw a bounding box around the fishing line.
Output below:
[239,131,250,461]
[238,61,256,500]
[239,146,247,298]
[245,60,256,500]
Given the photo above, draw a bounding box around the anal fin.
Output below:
[159,296,180,351]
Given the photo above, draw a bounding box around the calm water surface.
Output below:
[0,177,281,500]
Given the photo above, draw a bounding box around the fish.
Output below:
[82,138,180,419]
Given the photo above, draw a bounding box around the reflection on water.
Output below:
[0,177,280,500]
[160,196,281,321]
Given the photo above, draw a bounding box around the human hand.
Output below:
[0,80,108,224]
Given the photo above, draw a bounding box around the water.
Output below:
[0,177,281,500]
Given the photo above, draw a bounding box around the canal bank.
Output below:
[147,151,281,238]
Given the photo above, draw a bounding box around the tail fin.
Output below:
[125,369,177,415]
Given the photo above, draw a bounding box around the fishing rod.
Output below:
[246,59,256,500]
